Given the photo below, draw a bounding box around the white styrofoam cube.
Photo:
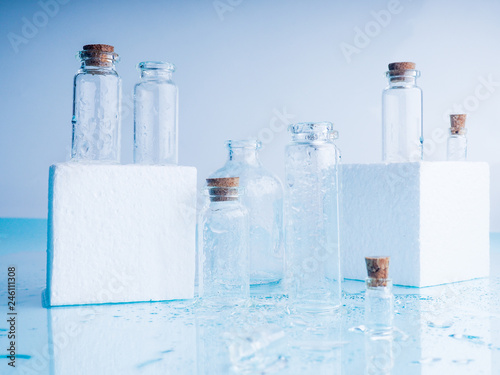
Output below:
[45,163,197,306]
[341,162,489,287]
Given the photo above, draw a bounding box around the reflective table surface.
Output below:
[1,218,499,374]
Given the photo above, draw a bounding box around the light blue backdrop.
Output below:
[1,0,499,230]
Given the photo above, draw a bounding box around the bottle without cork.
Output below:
[71,44,121,162]
[382,62,423,162]
[284,122,342,313]
[365,257,394,335]
[134,61,178,165]
[198,177,250,307]
[208,140,284,289]
[447,114,467,161]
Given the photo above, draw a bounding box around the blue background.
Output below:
[1,0,499,229]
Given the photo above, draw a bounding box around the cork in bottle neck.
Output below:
[206,177,240,202]
[386,61,419,84]
[450,114,467,135]
[365,256,390,287]
[79,44,119,68]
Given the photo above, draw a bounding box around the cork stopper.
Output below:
[206,177,239,202]
[450,114,467,135]
[83,44,114,52]
[80,44,117,67]
[365,256,390,287]
[388,62,416,71]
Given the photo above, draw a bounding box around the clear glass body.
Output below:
[209,140,284,287]
[447,131,467,161]
[198,189,249,306]
[365,279,394,335]
[284,122,341,313]
[72,50,121,162]
[134,61,178,164]
[382,71,423,162]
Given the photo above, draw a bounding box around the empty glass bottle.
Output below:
[365,257,394,335]
[209,140,284,289]
[198,177,249,307]
[382,62,423,162]
[134,61,178,164]
[447,114,467,161]
[72,44,121,162]
[284,122,341,313]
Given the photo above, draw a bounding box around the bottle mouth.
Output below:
[288,122,338,141]
[78,50,119,67]
[386,69,420,78]
[137,61,175,72]
[225,139,261,150]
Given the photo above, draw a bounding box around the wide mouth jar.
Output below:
[288,122,338,142]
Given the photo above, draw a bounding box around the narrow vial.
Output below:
[72,44,121,162]
[447,114,467,161]
[365,256,394,335]
[198,177,249,307]
[382,62,423,162]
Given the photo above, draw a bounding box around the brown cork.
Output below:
[206,177,239,202]
[83,44,114,52]
[450,114,467,134]
[365,256,390,287]
[388,62,416,71]
[206,177,239,188]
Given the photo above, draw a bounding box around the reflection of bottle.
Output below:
[72,44,121,162]
[365,331,394,375]
[365,257,394,335]
[198,177,249,307]
[447,114,468,161]
[134,61,178,164]
[208,140,284,288]
[382,62,423,162]
[284,122,341,313]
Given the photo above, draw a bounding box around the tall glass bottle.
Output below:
[447,114,467,161]
[72,44,121,162]
[382,62,423,162]
[284,122,341,313]
[198,177,249,307]
[134,61,178,164]
[209,140,284,288]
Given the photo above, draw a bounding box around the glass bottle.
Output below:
[72,44,121,162]
[382,62,423,162]
[284,122,341,313]
[198,177,249,307]
[365,257,394,335]
[447,114,467,161]
[208,140,284,289]
[134,61,178,164]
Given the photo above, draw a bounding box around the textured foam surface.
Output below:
[46,163,197,306]
[341,162,489,287]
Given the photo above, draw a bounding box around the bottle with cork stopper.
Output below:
[382,62,423,162]
[365,256,394,335]
[447,114,468,161]
[71,44,121,162]
[198,177,250,307]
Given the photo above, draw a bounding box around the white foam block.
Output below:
[45,163,197,306]
[341,162,489,287]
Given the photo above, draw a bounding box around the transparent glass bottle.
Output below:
[284,122,341,313]
[365,257,394,335]
[382,62,423,162]
[198,177,249,307]
[72,44,121,162]
[134,61,178,164]
[208,140,284,288]
[447,114,467,161]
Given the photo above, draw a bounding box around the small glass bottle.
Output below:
[447,114,467,161]
[72,44,121,162]
[208,140,284,289]
[134,61,178,164]
[365,257,394,335]
[198,177,249,307]
[284,122,342,313]
[382,62,423,162]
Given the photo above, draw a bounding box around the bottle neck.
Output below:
[140,69,173,81]
[386,69,420,88]
[228,147,260,165]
